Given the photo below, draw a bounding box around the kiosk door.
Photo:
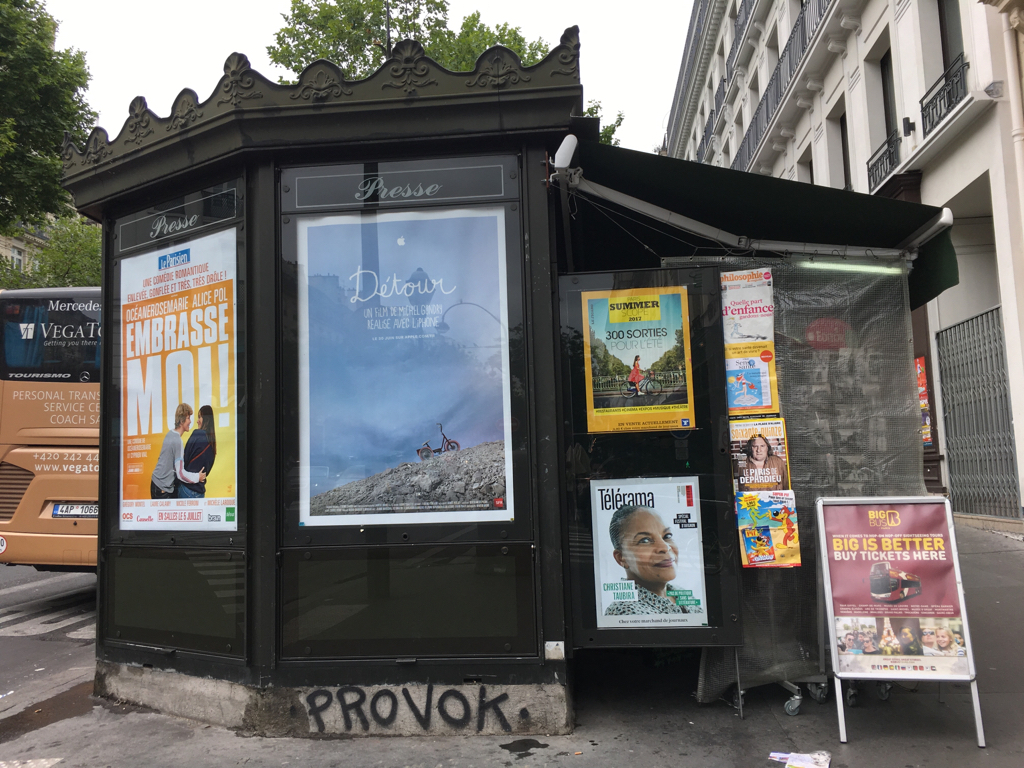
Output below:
[559,267,742,648]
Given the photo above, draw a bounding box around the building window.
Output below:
[880,50,898,137]
[840,114,852,190]
[11,247,24,272]
[937,0,964,71]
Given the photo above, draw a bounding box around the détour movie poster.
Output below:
[818,499,975,680]
[722,269,779,416]
[590,477,708,629]
[581,287,695,433]
[295,207,514,527]
[120,229,238,531]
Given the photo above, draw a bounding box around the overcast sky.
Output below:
[46,0,693,154]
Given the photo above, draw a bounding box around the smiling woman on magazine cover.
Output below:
[605,505,688,616]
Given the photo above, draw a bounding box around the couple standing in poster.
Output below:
[150,402,218,499]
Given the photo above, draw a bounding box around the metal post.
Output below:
[970,679,986,748]
[734,647,744,720]
[834,678,848,742]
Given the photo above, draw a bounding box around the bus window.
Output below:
[1,296,101,382]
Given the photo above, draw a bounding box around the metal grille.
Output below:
[936,307,1021,518]
[0,463,34,522]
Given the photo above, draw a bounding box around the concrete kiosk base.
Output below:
[95,661,572,737]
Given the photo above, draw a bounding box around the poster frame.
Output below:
[816,496,985,746]
[277,197,535,549]
[104,212,246,548]
[559,267,743,649]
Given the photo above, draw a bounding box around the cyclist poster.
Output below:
[722,269,779,416]
[590,476,708,629]
[295,207,514,526]
[119,228,238,531]
[580,287,695,433]
[817,497,976,680]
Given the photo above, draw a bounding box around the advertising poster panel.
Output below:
[818,498,976,680]
[590,477,708,628]
[729,417,790,492]
[722,269,779,416]
[916,357,933,447]
[581,287,695,433]
[120,229,238,531]
[737,490,800,567]
[295,207,514,527]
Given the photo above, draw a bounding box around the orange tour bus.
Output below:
[0,287,100,571]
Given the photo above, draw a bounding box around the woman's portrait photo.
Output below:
[605,505,687,617]
[180,404,217,498]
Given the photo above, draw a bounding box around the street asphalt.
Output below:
[0,524,1021,767]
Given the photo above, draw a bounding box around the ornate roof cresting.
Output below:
[61,27,582,178]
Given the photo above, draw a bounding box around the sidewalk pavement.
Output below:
[0,525,1021,768]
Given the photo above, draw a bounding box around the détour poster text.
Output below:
[296,208,514,527]
[120,229,238,531]
[581,287,695,433]
[590,477,708,629]
[819,499,976,680]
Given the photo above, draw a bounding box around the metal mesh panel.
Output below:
[936,307,1021,518]
[664,254,926,701]
[0,463,34,522]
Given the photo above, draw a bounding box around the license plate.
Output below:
[52,503,99,518]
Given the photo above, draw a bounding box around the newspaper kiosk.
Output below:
[62,29,960,737]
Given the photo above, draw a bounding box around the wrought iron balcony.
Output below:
[731,0,835,172]
[696,109,716,163]
[920,54,970,138]
[726,0,753,81]
[867,129,901,192]
[714,77,726,118]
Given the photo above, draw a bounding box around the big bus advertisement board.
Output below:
[119,229,238,531]
[817,497,977,681]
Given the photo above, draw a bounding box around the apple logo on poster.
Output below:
[397,236,406,246]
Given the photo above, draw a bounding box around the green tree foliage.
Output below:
[650,327,687,371]
[268,0,547,80]
[0,0,95,234]
[588,330,630,377]
[583,100,625,146]
[0,216,101,289]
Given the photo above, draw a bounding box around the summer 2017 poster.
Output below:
[730,417,790,492]
[119,229,238,531]
[736,490,800,567]
[818,499,975,680]
[295,207,514,527]
[590,477,708,629]
[722,269,779,416]
[581,287,695,433]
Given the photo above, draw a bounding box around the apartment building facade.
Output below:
[668,0,1024,522]
[0,226,44,273]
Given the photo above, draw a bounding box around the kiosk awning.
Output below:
[568,141,957,309]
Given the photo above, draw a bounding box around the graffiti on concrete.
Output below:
[306,684,525,733]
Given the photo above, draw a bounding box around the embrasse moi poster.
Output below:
[120,228,238,531]
[581,287,695,433]
[296,207,514,527]
[590,477,708,629]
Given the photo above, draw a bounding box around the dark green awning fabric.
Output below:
[574,141,958,308]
